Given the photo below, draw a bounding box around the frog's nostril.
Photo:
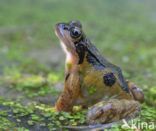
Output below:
[63,25,69,30]
[57,23,68,30]
[56,23,69,31]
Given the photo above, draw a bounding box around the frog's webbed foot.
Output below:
[127,80,144,103]
[87,99,140,124]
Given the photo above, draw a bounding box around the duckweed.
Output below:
[0,98,87,130]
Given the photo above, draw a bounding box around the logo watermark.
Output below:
[122,119,156,130]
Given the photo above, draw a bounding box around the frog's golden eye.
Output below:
[70,27,82,39]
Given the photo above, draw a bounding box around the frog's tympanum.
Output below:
[54,20,144,124]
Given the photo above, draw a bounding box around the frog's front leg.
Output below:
[87,99,140,124]
[55,66,81,112]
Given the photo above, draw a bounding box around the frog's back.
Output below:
[83,39,129,93]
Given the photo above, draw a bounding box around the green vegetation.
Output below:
[0,97,86,130]
[0,0,156,130]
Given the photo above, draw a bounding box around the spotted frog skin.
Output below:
[54,21,144,124]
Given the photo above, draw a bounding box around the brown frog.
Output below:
[54,20,144,124]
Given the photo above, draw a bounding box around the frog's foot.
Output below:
[127,80,144,103]
[87,99,140,124]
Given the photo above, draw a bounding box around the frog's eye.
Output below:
[70,27,82,38]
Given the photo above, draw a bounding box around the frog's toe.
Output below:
[87,103,113,124]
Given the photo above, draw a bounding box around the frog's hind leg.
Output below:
[87,99,140,124]
[127,80,144,103]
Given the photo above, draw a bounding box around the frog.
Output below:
[54,20,144,124]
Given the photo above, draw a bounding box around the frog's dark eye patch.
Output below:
[75,43,85,64]
[70,27,82,39]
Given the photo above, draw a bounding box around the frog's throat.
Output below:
[60,41,78,64]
